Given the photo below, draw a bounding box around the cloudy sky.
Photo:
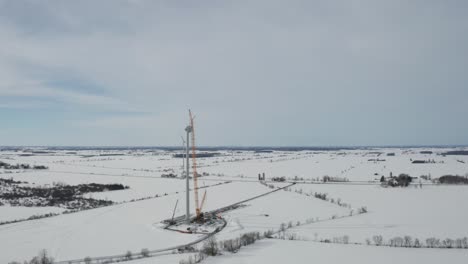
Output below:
[0,0,467,146]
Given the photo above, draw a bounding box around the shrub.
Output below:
[287,233,298,240]
[141,248,150,257]
[263,230,274,238]
[202,237,219,256]
[357,206,368,214]
[125,250,132,260]
[222,238,241,253]
[240,232,259,246]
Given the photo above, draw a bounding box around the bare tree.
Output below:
[202,237,218,256]
[287,233,298,240]
[463,237,468,249]
[390,237,404,247]
[29,257,40,264]
[414,238,421,248]
[195,252,205,263]
[455,239,463,249]
[279,223,286,232]
[31,250,54,264]
[84,256,92,264]
[342,235,349,244]
[372,235,383,246]
[426,238,435,248]
[442,239,454,248]
[404,236,413,247]
[426,238,440,248]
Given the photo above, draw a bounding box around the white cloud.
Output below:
[0,82,145,112]
[0,101,47,110]
[0,0,467,145]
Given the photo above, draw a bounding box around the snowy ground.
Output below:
[202,239,468,264]
[1,147,467,263]
[0,181,275,262]
[288,184,468,243]
[0,205,65,222]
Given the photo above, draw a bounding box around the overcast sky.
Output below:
[0,0,467,146]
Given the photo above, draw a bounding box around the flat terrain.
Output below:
[203,239,468,264]
[1,147,467,263]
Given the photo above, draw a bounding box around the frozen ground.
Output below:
[0,147,467,263]
[202,239,468,264]
[0,205,65,223]
[0,181,277,263]
[289,184,468,243]
[218,188,349,241]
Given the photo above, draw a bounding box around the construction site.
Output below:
[161,110,226,234]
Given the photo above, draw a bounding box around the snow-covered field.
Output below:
[202,239,468,264]
[287,184,468,243]
[1,147,467,263]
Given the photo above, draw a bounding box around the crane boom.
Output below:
[171,199,179,223]
[199,190,207,212]
[189,110,201,218]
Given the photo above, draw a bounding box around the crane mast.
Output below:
[189,110,201,219]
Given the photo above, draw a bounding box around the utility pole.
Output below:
[185,124,192,224]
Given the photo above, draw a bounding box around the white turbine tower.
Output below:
[180,136,186,173]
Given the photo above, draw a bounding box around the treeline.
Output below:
[312,234,468,249]
[283,186,368,214]
[437,175,468,184]
[8,249,53,264]
[0,178,25,185]
[1,182,127,210]
[0,161,48,170]
[180,232,265,264]
[365,235,468,249]
[442,150,468,156]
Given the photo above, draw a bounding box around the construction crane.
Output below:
[189,110,203,221]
